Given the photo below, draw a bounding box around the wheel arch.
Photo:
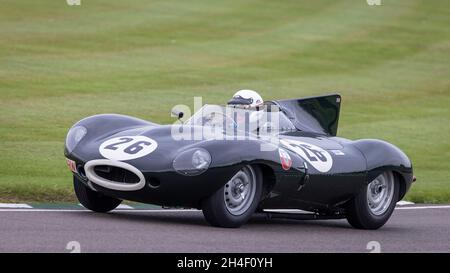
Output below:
[392,170,409,201]
[364,168,412,202]
[352,139,413,201]
[256,163,277,199]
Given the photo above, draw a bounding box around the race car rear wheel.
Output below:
[74,175,122,213]
[202,165,263,228]
[346,171,399,229]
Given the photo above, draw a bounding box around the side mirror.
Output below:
[171,108,184,120]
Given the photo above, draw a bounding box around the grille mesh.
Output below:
[93,165,140,184]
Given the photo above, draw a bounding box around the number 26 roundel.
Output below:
[99,136,158,161]
[280,139,333,173]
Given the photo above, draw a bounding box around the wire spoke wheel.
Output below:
[367,171,395,215]
[224,165,257,216]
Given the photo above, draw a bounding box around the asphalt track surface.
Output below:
[0,205,449,253]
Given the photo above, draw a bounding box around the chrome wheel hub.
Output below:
[224,166,256,216]
[367,172,395,215]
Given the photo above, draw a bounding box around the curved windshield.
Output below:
[185,104,296,135]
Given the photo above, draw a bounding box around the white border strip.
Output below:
[0,200,418,210]
[0,209,201,213]
[0,203,32,208]
[395,205,450,210]
[1,204,450,212]
[116,204,134,209]
[264,209,314,214]
[78,203,135,210]
[1,206,450,213]
[397,201,415,206]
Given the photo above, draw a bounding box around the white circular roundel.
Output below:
[280,139,333,173]
[99,136,158,161]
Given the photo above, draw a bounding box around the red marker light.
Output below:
[66,158,77,173]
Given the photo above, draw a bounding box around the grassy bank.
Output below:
[0,0,449,203]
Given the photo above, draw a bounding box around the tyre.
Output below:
[346,171,399,229]
[73,175,122,213]
[202,165,263,228]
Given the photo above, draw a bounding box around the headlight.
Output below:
[173,148,211,176]
[65,125,87,153]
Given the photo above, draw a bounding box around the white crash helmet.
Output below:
[227,89,264,109]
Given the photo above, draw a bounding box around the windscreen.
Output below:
[185,104,296,135]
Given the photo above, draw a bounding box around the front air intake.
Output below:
[94,165,140,184]
[84,159,145,191]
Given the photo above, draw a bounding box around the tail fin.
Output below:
[274,94,341,136]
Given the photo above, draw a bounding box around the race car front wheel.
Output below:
[73,175,122,213]
[346,171,399,229]
[202,165,263,228]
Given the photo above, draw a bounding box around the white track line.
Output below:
[116,204,134,209]
[78,203,134,209]
[395,205,450,210]
[263,207,450,212]
[0,209,201,213]
[0,206,449,213]
[0,203,32,208]
[397,201,415,206]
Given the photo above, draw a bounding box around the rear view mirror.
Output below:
[171,108,184,120]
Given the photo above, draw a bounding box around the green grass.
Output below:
[0,0,449,203]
